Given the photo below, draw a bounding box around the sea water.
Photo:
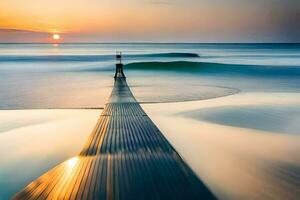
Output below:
[0,43,299,109]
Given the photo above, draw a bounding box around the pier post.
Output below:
[114,51,126,80]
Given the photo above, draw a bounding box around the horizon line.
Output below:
[0,42,300,45]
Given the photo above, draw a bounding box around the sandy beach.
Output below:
[142,92,300,200]
[0,109,100,199]
[1,92,300,199]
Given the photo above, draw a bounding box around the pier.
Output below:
[13,53,216,200]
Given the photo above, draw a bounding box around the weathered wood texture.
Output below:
[13,71,216,200]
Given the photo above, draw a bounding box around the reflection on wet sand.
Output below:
[142,93,300,200]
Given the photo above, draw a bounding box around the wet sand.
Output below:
[142,92,300,200]
[1,92,300,199]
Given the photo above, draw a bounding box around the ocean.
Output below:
[0,43,300,200]
[0,43,299,109]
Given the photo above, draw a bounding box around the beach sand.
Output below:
[1,92,300,199]
[0,109,100,199]
[142,92,300,200]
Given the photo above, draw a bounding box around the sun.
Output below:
[52,34,60,40]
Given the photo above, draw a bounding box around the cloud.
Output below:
[0,28,47,33]
[0,28,50,42]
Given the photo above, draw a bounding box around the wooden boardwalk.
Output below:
[13,56,216,200]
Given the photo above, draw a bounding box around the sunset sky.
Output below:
[0,0,299,42]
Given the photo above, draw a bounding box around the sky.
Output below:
[0,0,299,43]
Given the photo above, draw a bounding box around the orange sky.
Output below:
[0,0,299,42]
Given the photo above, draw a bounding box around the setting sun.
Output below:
[53,34,60,40]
